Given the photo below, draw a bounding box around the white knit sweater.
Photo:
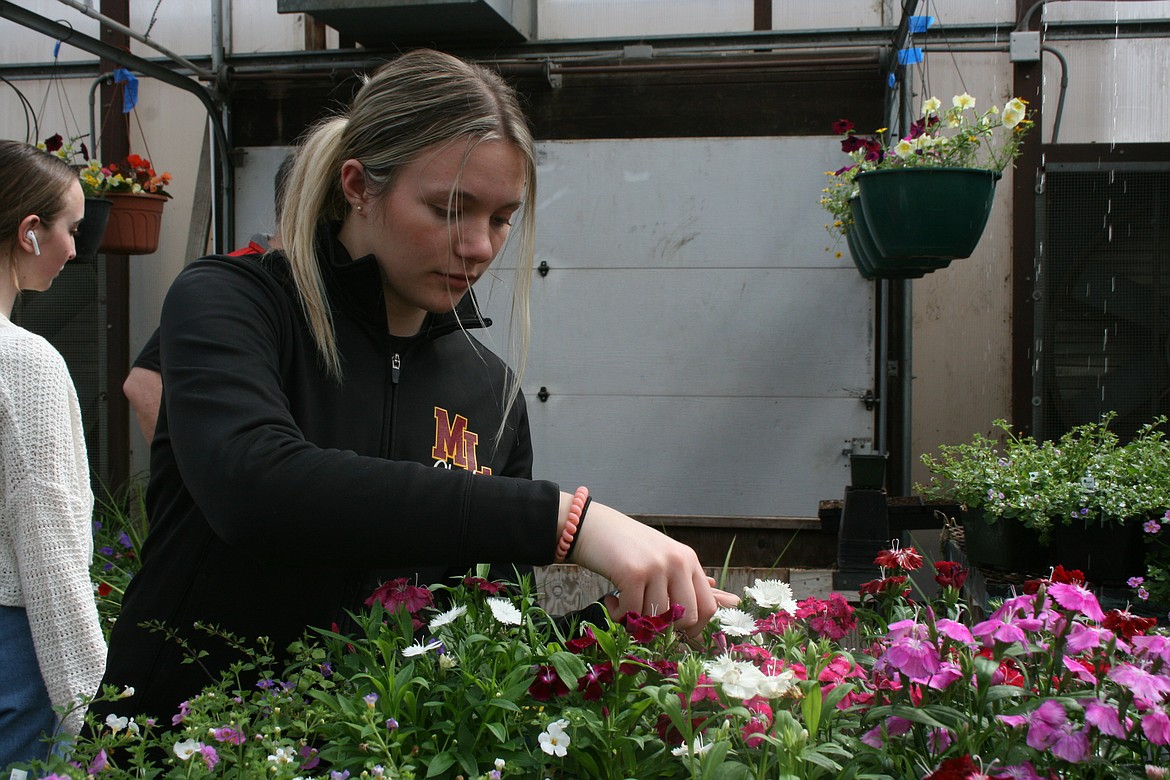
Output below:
[0,313,106,735]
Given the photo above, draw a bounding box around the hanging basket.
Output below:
[855,168,1000,260]
[845,197,951,280]
[99,192,168,255]
[74,197,112,262]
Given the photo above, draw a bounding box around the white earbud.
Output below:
[26,230,41,256]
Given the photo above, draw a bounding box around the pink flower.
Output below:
[1048,582,1105,622]
[926,660,964,690]
[1085,700,1130,738]
[365,578,433,614]
[200,745,219,770]
[87,749,108,774]
[211,725,246,745]
[1133,634,1170,664]
[934,618,975,646]
[1025,700,1090,762]
[972,617,1028,646]
[1109,663,1170,703]
[861,716,912,748]
[880,633,941,682]
[1143,709,1170,745]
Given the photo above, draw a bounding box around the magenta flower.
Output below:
[972,616,1028,646]
[1048,582,1106,622]
[1129,576,1146,588]
[87,749,108,774]
[1133,634,1170,664]
[1109,662,1170,703]
[925,660,964,691]
[200,745,219,770]
[529,664,570,701]
[576,662,615,701]
[1065,622,1112,654]
[1084,699,1130,738]
[861,716,912,748]
[879,633,941,681]
[211,725,246,745]
[934,618,974,646]
[1142,709,1170,745]
[172,699,191,727]
[1145,519,1162,534]
[1025,700,1090,762]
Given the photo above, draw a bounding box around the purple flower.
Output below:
[1025,700,1090,762]
[860,716,911,748]
[300,745,321,771]
[331,772,351,780]
[119,531,134,548]
[386,717,399,731]
[172,700,191,726]
[363,693,379,708]
[1134,634,1170,664]
[199,745,219,770]
[1140,587,1151,601]
[1129,576,1146,588]
[211,725,246,745]
[87,749,108,774]
[1145,520,1162,534]
[879,633,941,681]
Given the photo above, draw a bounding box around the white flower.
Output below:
[894,139,916,159]
[105,713,129,733]
[173,738,201,761]
[439,653,459,670]
[671,733,713,758]
[704,654,767,700]
[922,96,942,115]
[1003,97,1028,129]
[538,718,571,757]
[487,597,523,625]
[743,579,797,612]
[494,758,506,771]
[119,686,135,698]
[714,607,757,637]
[428,604,467,631]
[268,746,295,765]
[952,92,976,111]
[401,638,443,658]
[757,667,798,699]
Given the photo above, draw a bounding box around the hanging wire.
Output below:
[144,0,166,38]
[1,76,39,144]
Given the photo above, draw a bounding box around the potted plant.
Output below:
[92,152,173,255]
[37,133,111,261]
[820,93,1034,275]
[916,413,1170,586]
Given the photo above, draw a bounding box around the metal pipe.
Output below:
[52,0,214,80]
[1042,44,1069,143]
[0,0,234,248]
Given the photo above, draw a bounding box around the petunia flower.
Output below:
[173,739,202,761]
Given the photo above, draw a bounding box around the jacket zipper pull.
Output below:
[391,352,401,384]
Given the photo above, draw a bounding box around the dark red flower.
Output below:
[648,658,679,678]
[462,576,505,595]
[654,713,704,745]
[874,546,924,572]
[565,628,599,654]
[617,603,685,643]
[1050,565,1086,585]
[832,118,855,135]
[97,582,112,597]
[528,664,570,701]
[43,133,64,153]
[576,661,614,700]
[934,560,969,590]
[1103,608,1158,640]
[365,578,433,614]
[924,754,979,780]
[840,134,868,154]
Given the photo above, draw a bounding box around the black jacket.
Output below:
[99,225,561,722]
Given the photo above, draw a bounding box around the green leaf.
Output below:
[425,751,456,777]
[801,680,824,735]
[548,650,587,688]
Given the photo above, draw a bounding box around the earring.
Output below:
[355,205,363,212]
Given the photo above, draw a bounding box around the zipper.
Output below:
[381,351,402,458]
[391,352,401,384]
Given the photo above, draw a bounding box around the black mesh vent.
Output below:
[1033,164,1170,442]
[10,257,108,489]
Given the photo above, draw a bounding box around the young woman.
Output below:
[98,48,735,723]
[0,139,106,763]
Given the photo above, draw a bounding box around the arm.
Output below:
[123,366,162,444]
[2,339,106,734]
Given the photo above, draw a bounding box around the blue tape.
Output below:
[897,47,925,65]
[53,40,61,59]
[113,67,139,114]
[908,15,935,34]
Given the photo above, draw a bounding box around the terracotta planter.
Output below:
[856,168,1000,260]
[99,192,168,255]
[74,197,112,262]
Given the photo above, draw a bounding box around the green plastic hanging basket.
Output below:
[846,198,950,280]
[856,167,1000,260]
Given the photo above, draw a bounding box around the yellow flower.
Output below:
[922,96,942,116]
[953,93,977,111]
[1003,97,1028,129]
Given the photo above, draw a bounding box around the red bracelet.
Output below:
[554,486,590,563]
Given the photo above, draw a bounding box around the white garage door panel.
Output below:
[525,395,868,517]
[518,137,847,270]
[475,137,873,521]
[478,266,873,398]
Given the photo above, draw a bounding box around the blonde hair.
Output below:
[282,49,536,423]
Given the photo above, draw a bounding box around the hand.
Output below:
[567,497,736,635]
